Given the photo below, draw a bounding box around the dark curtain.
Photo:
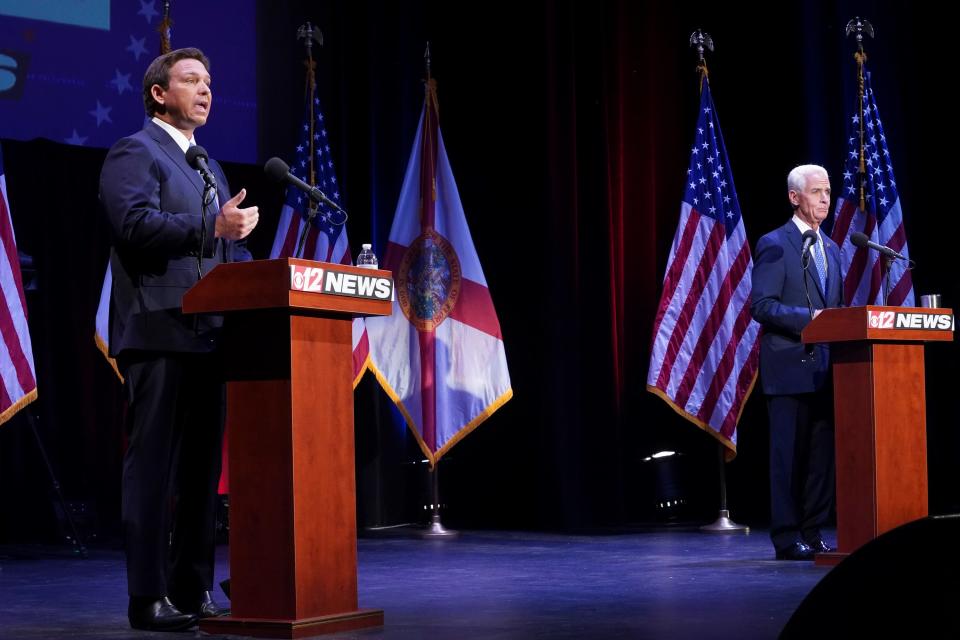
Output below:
[2,0,958,542]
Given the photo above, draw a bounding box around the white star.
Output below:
[879,196,889,207]
[698,177,706,185]
[296,145,304,152]
[709,206,716,214]
[726,211,733,219]
[706,156,714,164]
[126,36,148,60]
[138,0,158,23]
[704,107,711,114]
[89,100,112,126]
[843,171,852,180]
[110,69,132,95]
[852,114,859,124]
[711,171,719,178]
[701,141,709,149]
[698,127,704,134]
[330,176,337,184]
[719,179,727,188]
[847,186,855,194]
[689,182,696,189]
[64,129,88,145]
[693,197,699,205]
[691,147,699,155]
[723,196,731,204]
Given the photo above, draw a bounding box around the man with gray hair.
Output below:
[750,164,843,560]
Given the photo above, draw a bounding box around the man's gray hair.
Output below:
[787,164,829,193]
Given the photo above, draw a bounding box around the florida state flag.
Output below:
[366,79,512,465]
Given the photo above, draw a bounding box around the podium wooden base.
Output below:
[814,551,847,567]
[199,609,384,638]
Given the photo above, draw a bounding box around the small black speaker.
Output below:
[781,515,960,637]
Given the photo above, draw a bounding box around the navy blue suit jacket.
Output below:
[100,121,250,356]
[750,220,843,395]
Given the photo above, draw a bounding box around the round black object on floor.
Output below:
[781,515,960,637]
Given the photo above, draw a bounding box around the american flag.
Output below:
[269,90,369,382]
[646,76,760,458]
[0,145,38,426]
[831,68,914,307]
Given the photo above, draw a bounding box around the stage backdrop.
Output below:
[0,0,958,542]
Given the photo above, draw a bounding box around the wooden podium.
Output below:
[182,258,392,638]
[802,305,954,566]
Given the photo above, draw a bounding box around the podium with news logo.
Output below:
[183,258,392,638]
[801,305,955,566]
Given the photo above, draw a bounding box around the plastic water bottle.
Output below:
[357,243,378,269]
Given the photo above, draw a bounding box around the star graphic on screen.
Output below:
[64,129,88,145]
[138,0,158,23]
[127,35,148,61]
[110,69,133,95]
[89,101,113,127]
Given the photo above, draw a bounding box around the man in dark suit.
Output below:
[751,164,843,561]
[100,47,259,630]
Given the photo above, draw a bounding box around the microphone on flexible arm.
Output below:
[800,229,818,268]
[263,157,346,215]
[850,231,908,261]
[185,145,218,191]
[184,146,216,284]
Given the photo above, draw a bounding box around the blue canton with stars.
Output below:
[285,95,345,244]
[840,71,899,224]
[683,79,743,236]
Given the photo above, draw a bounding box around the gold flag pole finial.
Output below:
[846,17,875,211]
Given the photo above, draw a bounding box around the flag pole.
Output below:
[293,22,323,259]
[415,41,457,540]
[685,29,749,535]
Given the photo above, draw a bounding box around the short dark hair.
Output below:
[142,47,211,117]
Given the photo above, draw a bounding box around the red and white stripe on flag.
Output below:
[0,147,38,426]
[365,82,512,465]
[645,78,760,459]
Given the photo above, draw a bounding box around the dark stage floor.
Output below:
[0,528,830,639]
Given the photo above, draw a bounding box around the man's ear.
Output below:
[151,84,165,106]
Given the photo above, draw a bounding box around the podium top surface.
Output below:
[801,305,955,344]
[182,258,393,317]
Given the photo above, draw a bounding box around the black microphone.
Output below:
[850,231,907,260]
[185,145,217,190]
[264,157,344,213]
[800,229,818,266]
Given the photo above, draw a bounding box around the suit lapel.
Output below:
[145,122,206,197]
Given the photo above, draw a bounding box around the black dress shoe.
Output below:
[806,538,836,553]
[128,596,198,631]
[172,590,231,618]
[775,541,815,561]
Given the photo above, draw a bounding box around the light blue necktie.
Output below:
[813,238,827,294]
